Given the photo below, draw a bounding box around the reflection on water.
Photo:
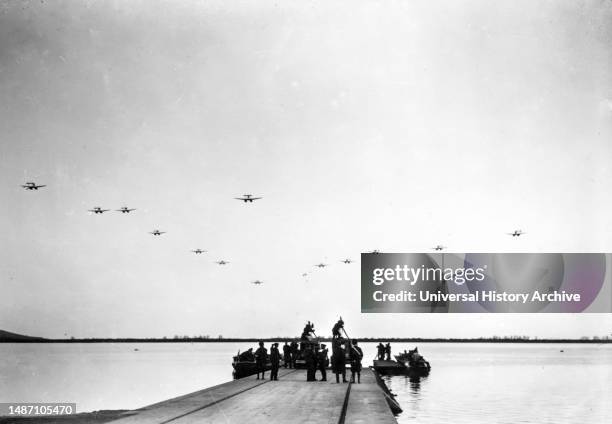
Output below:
[381,343,612,424]
[1,342,611,423]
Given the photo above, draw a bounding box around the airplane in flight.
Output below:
[89,207,109,214]
[192,249,206,254]
[21,182,46,190]
[216,260,229,265]
[315,263,328,268]
[234,194,262,203]
[252,280,264,285]
[341,259,353,264]
[302,272,309,277]
[432,245,446,251]
[369,250,381,254]
[508,230,525,237]
[150,230,166,236]
[117,207,136,213]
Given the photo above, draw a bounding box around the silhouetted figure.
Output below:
[255,341,267,380]
[349,340,363,384]
[385,342,391,361]
[332,318,344,339]
[331,338,347,383]
[377,343,385,360]
[317,343,329,382]
[270,343,280,381]
[301,321,315,341]
[239,348,254,362]
[283,342,291,368]
[304,346,316,381]
[290,341,299,368]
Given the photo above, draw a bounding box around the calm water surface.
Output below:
[1,342,611,423]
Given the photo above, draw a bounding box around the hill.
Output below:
[0,329,46,342]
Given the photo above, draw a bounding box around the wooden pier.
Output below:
[108,368,397,424]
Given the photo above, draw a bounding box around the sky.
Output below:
[1,0,611,339]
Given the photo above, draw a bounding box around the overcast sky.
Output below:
[1,0,611,339]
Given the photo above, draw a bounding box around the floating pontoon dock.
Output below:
[108,368,397,424]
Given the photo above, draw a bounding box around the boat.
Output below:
[231,350,273,379]
[372,359,408,374]
[372,347,431,376]
[395,348,431,376]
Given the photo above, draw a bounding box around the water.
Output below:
[1,343,611,423]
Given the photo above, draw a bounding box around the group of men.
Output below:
[376,342,392,361]
[247,318,364,384]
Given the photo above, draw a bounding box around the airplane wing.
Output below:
[250,197,262,200]
[36,185,46,188]
[234,197,245,201]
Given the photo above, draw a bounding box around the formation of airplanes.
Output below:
[89,206,136,214]
[20,182,530,285]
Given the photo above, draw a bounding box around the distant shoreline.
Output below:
[2,337,610,344]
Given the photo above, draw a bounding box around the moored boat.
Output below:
[373,347,431,376]
[232,350,273,379]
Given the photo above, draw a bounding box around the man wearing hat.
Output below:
[349,339,363,384]
[254,341,267,380]
[270,342,281,381]
[316,343,329,381]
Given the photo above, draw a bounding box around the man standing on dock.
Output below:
[349,340,363,384]
[304,345,316,381]
[255,341,267,380]
[385,342,392,361]
[270,343,280,381]
[316,343,329,381]
[331,338,347,383]
[283,342,292,368]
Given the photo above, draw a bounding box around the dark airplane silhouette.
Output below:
[192,249,206,254]
[89,207,109,214]
[341,259,353,264]
[315,263,328,268]
[432,245,446,251]
[117,207,136,213]
[252,280,264,285]
[216,260,229,265]
[21,182,46,190]
[150,230,166,236]
[508,230,525,237]
[234,194,262,203]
